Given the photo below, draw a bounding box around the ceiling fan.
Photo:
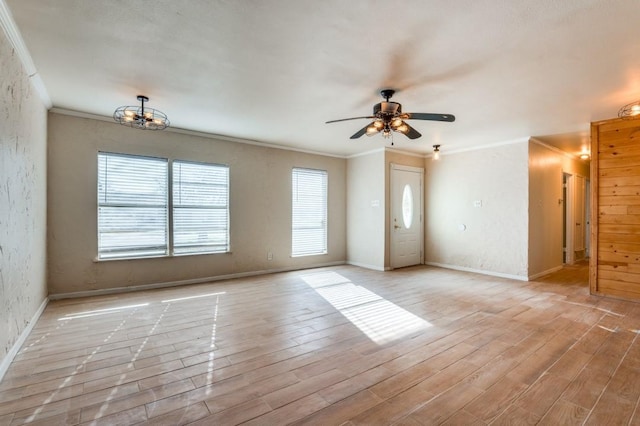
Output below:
[326,89,455,140]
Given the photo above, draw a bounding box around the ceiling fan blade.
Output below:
[326,116,375,124]
[398,122,422,139]
[351,122,376,139]
[404,113,455,122]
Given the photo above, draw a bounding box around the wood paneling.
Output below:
[591,116,640,300]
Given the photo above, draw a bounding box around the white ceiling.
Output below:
[5,0,640,157]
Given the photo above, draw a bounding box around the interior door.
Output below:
[574,175,586,253]
[391,164,423,269]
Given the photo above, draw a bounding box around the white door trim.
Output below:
[565,173,575,264]
[390,163,424,269]
[391,163,424,173]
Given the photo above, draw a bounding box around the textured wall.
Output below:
[0,31,48,363]
[47,113,346,295]
[425,142,529,278]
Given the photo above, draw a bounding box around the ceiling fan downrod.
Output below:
[380,89,395,102]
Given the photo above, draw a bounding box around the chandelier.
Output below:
[618,100,640,119]
[113,95,169,130]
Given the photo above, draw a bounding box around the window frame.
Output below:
[172,159,230,256]
[291,167,328,257]
[97,152,169,260]
[97,152,230,261]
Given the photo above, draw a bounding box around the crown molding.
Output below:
[385,146,426,158]
[0,0,52,108]
[441,137,530,156]
[347,146,433,159]
[529,137,580,160]
[49,107,348,159]
[346,147,386,158]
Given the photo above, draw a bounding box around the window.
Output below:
[97,152,229,259]
[402,183,414,229]
[98,153,168,259]
[173,161,229,254]
[292,168,327,256]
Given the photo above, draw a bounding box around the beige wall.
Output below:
[425,142,529,279]
[346,150,385,270]
[0,31,48,366]
[528,139,590,277]
[47,113,346,295]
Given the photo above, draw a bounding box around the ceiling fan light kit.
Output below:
[326,89,455,142]
[114,95,170,130]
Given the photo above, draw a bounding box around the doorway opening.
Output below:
[563,172,588,265]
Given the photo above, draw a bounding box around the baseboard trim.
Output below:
[49,261,347,300]
[425,262,528,281]
[346,261,387,272]
[0,296,49,383]
[528,265,563,281]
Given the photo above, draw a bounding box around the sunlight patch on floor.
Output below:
[57,303,149,321]
[302,271,432,345]
[25,309,139,423]
[161,291,226,303]
[205,295,221,394]
[92,303,171,421]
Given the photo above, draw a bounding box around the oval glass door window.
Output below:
[402,184,413,229]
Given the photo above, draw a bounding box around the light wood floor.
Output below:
[2,262,640,425]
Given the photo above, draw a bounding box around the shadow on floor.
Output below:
[533,259,589,287]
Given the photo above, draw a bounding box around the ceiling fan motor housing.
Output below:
[374,102,401,117]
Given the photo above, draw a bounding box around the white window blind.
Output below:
[292,168,327,256]
[98,153,168,259]
[173,161,229,254]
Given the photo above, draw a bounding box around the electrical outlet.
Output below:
[267,251,273,261]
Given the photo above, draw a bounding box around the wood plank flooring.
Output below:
[2,262,640,425]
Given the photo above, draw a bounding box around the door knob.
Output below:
[394,225,401,229]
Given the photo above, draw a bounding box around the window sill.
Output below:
[291,252,328,258]
[94,251,231,262]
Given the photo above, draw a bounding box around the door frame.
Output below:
[585,178,590,258]
[390,163,424,269]
[563,172,589,264]
[564,173,575,264]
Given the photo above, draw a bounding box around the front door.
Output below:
[391,164,424,269]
